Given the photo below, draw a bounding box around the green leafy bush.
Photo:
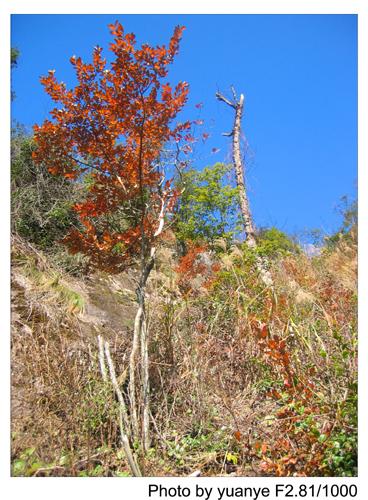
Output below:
[12,448,44,476]
[174,163,242,247]
[255,227,299,258]
[323,387,357,476]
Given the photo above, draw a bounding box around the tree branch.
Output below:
[70,155,104,174]
[231,85,238,102]
[103,339,142,477]
[215,91,236,109]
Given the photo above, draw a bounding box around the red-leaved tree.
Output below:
[33,21,192,472]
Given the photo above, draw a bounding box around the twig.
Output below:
[215,91,236,109]
[97,334,107,382]
[33,465,65,476]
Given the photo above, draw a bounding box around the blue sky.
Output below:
[11,14,357,239]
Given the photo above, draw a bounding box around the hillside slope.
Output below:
[11,231,357,477]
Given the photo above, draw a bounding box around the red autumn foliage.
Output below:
[249,319,332,476]
[176,244,208,295]
[32,22,192,272]
[176,244,222,296]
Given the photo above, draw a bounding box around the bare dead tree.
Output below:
[216,87,273,287]
[216,87,256,247]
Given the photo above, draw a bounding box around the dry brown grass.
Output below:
[11,240,132,476]
[11,231,357,476]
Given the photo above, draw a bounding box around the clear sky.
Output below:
[11,14,357,239]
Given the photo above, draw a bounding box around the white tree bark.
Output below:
[140,308,150,452]
[97,334,107,382]
[129,303,143,441]
[103,339,142,476]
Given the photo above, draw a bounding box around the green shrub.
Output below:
[12,448,45,477]
[323,385,357,476]
[255,227,299,258]
[11,128,81,250]
[174,163,242,247]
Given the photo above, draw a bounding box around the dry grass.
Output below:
[11,232,357,476]
[11,240,132,476]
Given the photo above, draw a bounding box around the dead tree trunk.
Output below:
[216,88,256,247]
[216,88,273,287]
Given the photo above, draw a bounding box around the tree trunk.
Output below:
[216,88,273,287]
[216,90,256,247]
[140,308,150,452]
[129,194,167,452]
[129,254,155,449]
[101,338,142,476]
[129,301,143,441]
[232,94,256,247]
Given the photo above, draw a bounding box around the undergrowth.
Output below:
[11,228,357,476]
